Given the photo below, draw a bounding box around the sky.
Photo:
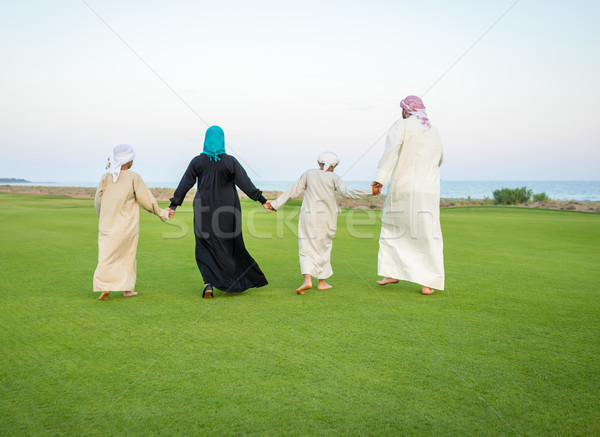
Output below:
[1,0,599,184]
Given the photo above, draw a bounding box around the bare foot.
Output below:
[98,291,110,300]
[123,291,138,297]
[296,283,312,295]
[318,281,333,290]
[422,286,435,295]
[377,277,399,286]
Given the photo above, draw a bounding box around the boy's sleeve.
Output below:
[94,175,106,217]
[333,175,372,199]
[270,171,308,210]
[133,174,169,222]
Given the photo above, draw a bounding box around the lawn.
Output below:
[0,193,598,436]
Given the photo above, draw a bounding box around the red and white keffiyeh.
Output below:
[400,95,431,129]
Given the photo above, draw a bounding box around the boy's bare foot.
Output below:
[377,277,399,286]
[296,283,312,294]
[123,291,138,297]
[98,291,110,300]
[422,286,435,295]
[318,281,333,290]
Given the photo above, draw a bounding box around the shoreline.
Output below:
[0,185,598,213]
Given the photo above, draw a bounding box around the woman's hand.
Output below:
[166,207,175,219]
[263,201,276,212]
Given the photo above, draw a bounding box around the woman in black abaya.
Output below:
[167,126,269,298]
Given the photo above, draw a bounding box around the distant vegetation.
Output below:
[493,186,551,205]
[532,192,551,202]
[0,178,29,183]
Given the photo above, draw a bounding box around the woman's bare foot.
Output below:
[296,283,312,295]
[377,277,399,286]
[123,291,138,297]
[318,280,332,290]
[422,286,435,295]
[98,291,110,300]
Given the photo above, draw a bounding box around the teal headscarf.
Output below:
[201,125,226,161]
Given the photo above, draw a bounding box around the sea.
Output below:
[3,180,600,201]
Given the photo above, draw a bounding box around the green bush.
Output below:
[493,186,532,205]
[533,192,551,202]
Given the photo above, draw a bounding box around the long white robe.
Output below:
[374,116,445,290]
[271,169,371,279]
[93,170,169,292]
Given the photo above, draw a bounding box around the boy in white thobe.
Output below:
[267,153,371,294]
[371,95,444,295]
[93,144,170,300]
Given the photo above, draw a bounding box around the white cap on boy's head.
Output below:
[109,144,135,182]
[318,152,340,170]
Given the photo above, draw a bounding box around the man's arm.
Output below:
[372,120,405,188]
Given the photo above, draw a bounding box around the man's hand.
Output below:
[166,207,175,219]
[263,200,276,212]
[371,181,383,196]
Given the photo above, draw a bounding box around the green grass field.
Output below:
[1,193,599,436]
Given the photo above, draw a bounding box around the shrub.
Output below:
[493,186,532,205]
[533,192,551,202]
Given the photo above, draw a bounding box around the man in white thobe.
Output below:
[371,95,444,295]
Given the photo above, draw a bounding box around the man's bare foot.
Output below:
[377,277,399,286]
[98,291,110,300]
[123,291,138,297]
[318,281,333,290]
[422,286,435,295]
[296,283,312,295]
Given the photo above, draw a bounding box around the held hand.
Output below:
[371,181,383,196]
[263,200,277,212]
[166,207,175,220]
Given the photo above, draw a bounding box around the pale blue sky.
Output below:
[1,0,599,183]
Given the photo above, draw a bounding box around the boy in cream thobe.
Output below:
[268,153,371,294]
[93,144,170,300]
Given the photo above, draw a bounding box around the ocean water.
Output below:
[3,180,600,201]
[438,180,600,201]
[258,180,600,201]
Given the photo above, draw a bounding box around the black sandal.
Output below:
[202,284,213,299]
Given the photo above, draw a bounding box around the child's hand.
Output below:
[166,208,175,219]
